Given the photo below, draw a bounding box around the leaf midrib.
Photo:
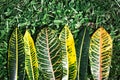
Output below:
[99,28,102,80]
[65,27,69,80]
[45,28,55,80]
[16,28,18,79]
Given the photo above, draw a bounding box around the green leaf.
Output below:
[76,26,90,80]
[24,30,39,80]
[59,25,77,80]
[35,27,62,80]
[8,28,25,80]
[89,27,112,80]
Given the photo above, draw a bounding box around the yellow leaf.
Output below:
[24,30,39,80]
[59,25,77,80]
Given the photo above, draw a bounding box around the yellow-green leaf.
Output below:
[89,27,112,80]
[8,28,25,80]
[36,27,62,80]
[24,30,39,80]
[59,25,77,80]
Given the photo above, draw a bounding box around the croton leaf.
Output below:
[24,30,39,80]
[89,27,112,80]
[35,27,62,80]
[76,26,90,80]
[59,25,77,80]
[8,28,25,80]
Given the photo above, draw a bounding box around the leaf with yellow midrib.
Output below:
[59,25,77,80]
[89,27,112,80]
[8,28,25,80]
[24,30,39,80]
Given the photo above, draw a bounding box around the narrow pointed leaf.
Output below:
[24,30,39,80]
[89,27,112,80]
[8,28,25,80]
[36,27,62,80]
[59,25,77,80]
[76,27,90,80]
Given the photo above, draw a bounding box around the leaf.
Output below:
[89,27,112,80]
[59,25,77,80]
[35,27,62,80]
[76,26,90,80]
[24,30,39,80]
[8,28,25,80]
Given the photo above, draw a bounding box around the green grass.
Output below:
[0,0,120,80]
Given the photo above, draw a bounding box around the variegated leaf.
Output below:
[8,28,25,80]
[59,25,77,80]
[36,27,62,80]
[24,30,39,80]
[89,27,112,80]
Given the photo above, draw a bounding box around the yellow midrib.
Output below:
[16,28,18,79]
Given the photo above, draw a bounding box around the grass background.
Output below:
[0,0,120,80]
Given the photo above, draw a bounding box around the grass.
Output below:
[0,0,120,80]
